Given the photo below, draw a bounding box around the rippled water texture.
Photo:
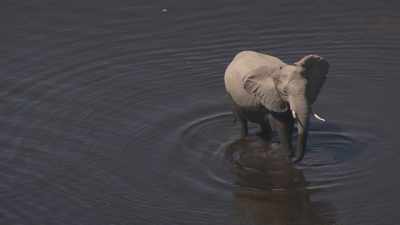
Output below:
[0,0,397,225]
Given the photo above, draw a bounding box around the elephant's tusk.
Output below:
[313,113,326,122]
[291,110,297,119]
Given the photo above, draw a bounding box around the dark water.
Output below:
[0,0,397,225]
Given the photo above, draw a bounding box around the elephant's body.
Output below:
[224,50,329,162]
[231,105,270,125]
[225,51,284,110]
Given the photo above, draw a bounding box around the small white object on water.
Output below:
[313,113,326,122]
[161,8,168,13]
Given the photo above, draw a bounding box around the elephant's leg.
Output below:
[286,116,295,157]
[268,112,294,157]
[232,106,248,138]
[258,119,272,140]
[239,115,248,138]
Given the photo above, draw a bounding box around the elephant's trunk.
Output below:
[289,95,310,162]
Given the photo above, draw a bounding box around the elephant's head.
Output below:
[243,55,329,162]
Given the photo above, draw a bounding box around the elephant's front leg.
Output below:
[238,115,248,138]
[268,112,294,158]
[257,118,273,140]
[232,107,248,138]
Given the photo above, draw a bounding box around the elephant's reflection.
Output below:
[225,136,335,225]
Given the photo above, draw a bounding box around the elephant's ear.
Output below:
[242,66,288,112]
[295,55,329,104]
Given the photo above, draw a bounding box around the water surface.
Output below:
[0,0,397,225]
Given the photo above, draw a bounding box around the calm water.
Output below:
[0,0,397,225]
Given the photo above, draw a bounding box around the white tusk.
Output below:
[291,110,297,119]
[313,113,326,122]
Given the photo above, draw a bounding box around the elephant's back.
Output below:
[227,51,283,75]
[224,51,284,107]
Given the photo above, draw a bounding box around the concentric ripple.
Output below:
[169,112,237,197]
[173,111,377,193]
[299,123,378,190]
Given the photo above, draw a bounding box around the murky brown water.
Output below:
[0,0,397,225]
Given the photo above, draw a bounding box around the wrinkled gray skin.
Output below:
[224,51,329,162]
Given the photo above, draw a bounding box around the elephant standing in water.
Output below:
[224,51,329,162]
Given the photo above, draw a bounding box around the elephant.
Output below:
[224,50,329,162]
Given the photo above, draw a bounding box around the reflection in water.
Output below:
[225,137,335,225]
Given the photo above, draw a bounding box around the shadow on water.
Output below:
[225,136,336,225]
